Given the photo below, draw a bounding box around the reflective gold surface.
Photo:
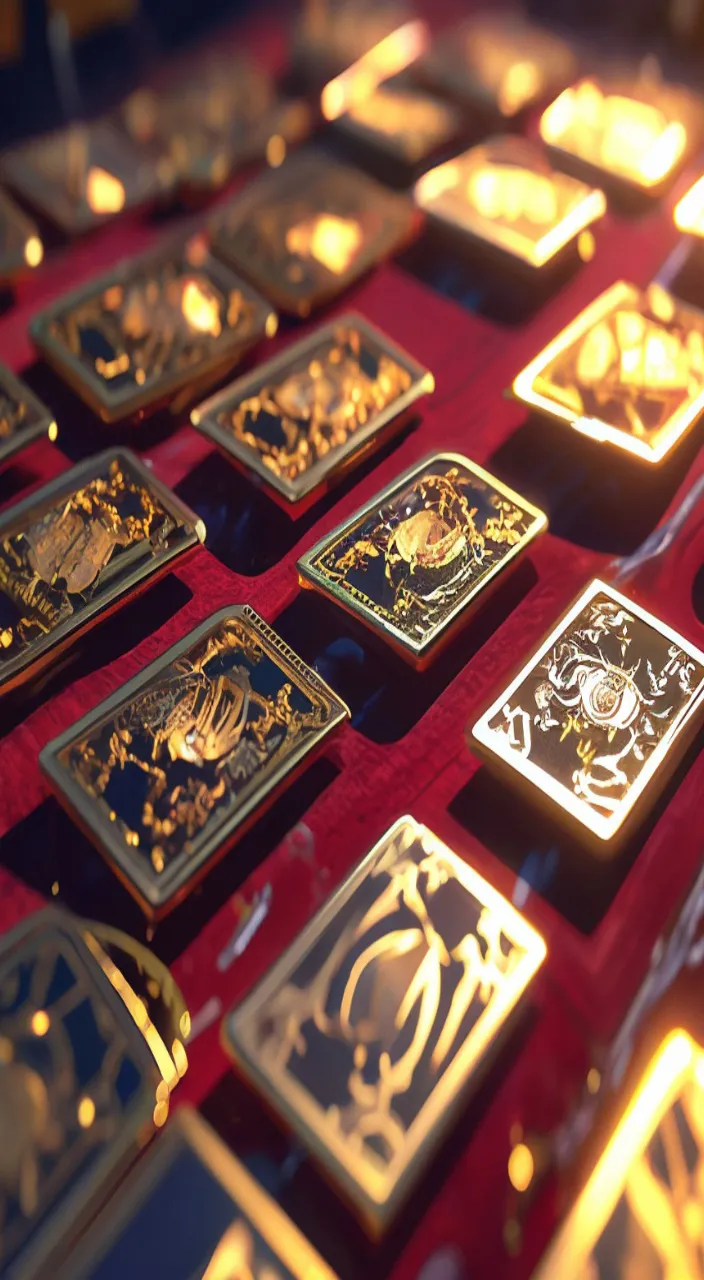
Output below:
[320,18,429,120]
[473,579,704,845]
[0,188,43,283]
[513,281,704,463]
[0,364,56,466]
[675,175,704,238]
[299,452,546,666]
[535,1031,704,1278]
[415,136,605,268]
[420,13,576,117]
[193,315,432,503]
[339,85,459,164]
[41,607,348,916]
[540,77,698,191]
[224,815,546,1233]
[31,239,276,421]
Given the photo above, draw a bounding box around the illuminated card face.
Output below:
[31,238,276,422]
[540,77,700,193]
[535,1031,704,1279]
[415,137,605,269]
[192,313,433,503]
[210,151,418,316]
[0,187,43,283]
[675,175,704,238]
[472,579,704,846]
[337,85,459,164]
[0,120,167,235]
[224,816,546,1234]
[0,364,56,466]
[298,452,546,668]
[41,607,349,917]
[419,13,577,118]
[513,282,704,463]
[0,450,203,695]
[65,1109,336,1280]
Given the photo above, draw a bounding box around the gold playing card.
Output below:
[209,151,419,317]
[418,13,577,119]
[472,579,704,848]
[540,77,700,194]
[191,313,433,504]
[62,1108,336,1280]
[0,187,43,283]
[223,815,546,1235]
[535,1031,704,1279]
[0,449,203,695]
[40,606,349,917]
[0,363,57,466]
[298,452,546,668]
[512,281,704,464]
[415,136,606,271]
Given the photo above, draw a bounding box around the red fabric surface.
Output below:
[2,11,704,1276]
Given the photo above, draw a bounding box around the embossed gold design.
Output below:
[0,188,43,283]
[540,78,699,191]
[0,365,56,465]
[193,316,430,503]
[473,579,704,845]
[225,816,545,1233]
[415,137,605,269]
[0,450,202,695]
[210,152,417,317]
[513,281,704,463]
[299,452,546,667]
[41,607,348,916]
[536,1031,704,1278]
[31,241,275,421]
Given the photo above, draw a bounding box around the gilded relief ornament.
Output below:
[31,238,276,422]
[193,315,432,503]
[41,607,348,916]
[298,452,546,667]
[224,816,545,1234]
[472,580,704,846]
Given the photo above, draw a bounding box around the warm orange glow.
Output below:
[540,79,689,189]
[508,1142,534,1192]
[181,279,222,336]
[24,235,43,268]
[321,19,429,121]
[675,175,704,237]
[202,1221,254,1280]
[85,166,126,215]
[285,214,363,275]
[30,1010,50,1036]
[77,1095,96,1128]
[497,60,542,117]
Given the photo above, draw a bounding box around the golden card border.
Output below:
[223,815,546,1234]
[30,238,277,422]
[415,139,606,270]
[61,1107,337,1280]
[192,311,434,503]
[472,577,704,844]
[40,605,349,916]
[0,447,204,695]
[297,450,547,666]
[0,361,57,466]
[512,280,704,464]
[535,1029,704,1276]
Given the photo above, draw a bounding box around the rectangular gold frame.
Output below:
[192,312,433,504]
[0,362,57,466]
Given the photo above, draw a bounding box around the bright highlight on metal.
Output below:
[321,19,429,121]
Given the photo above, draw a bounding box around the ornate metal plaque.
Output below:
[419,13,576,118]
[31,237,276,423]
[209,151,419,317]
[540,77,700,194]
[0,187,43,284]
[0,449,203,695]
[63,1108,336,1280]
[192,313,433,504]
[536,1030,704,1279]
[224,815,546,1234]
[0,120,168,236]
[0,364,56,466]
[512,281,704,464]
[415,136,606,270]
[472,579,704,847]
[298,452,546,668]
[0,907,189,1280]
[41,607,349,917]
